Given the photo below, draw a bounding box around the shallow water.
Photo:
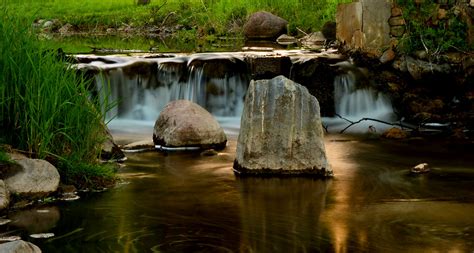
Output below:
[2,133,474,252]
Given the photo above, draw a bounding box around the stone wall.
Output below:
[336,0,392,57]
[389,0,473,43]
[336,0,474,137]
[337,0,473,56]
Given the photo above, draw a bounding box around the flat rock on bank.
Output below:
[153,100,227,150]
[4,155,60,196]
[234,75,332,176]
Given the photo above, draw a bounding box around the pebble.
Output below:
[0,219,11,226]
[30,233,55,239]
[0,236,21,242]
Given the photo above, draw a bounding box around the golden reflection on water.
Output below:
[320,135,474,253]
[237,178,329,253]
[323,138,360,253]
[7,134,473,253]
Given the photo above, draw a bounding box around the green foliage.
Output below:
[0,8,115,187]
[4,0,351,52]
[58,161,117,189]
[0,149,12,165]
[396,0,470,56]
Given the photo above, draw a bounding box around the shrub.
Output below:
[396,0,470,57]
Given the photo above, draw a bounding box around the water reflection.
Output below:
[1,136,473,252]
[237,178,330,252]
[9,207,60,234]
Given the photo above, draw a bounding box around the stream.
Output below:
[1,50,474,252]
[2,126,474,252]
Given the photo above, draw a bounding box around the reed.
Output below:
[0,8,115,186]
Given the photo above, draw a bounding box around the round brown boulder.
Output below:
[153,100,227,150]
[243,11,288,40]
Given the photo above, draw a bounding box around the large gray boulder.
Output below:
[243,11,288,40]
[153,100,227,150]
[0,240,42,253]
[234,75,332,176]
[4,156,60,196]
[0,180,9,211]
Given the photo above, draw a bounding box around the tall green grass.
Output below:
[0,8,115,187]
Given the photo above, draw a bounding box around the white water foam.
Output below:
[323,71,395,133]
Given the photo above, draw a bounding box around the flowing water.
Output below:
[323,67,396,134]
[2,131,474,252]
[1,52,473,252]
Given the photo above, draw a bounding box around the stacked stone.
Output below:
[389,6,405,38]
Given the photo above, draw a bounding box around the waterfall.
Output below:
[81,52,396,136]
[327,69,395,133]
[334,72,393,120]
[93,57,249,122]
[86,55,250,137]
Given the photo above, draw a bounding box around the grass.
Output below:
[0,149,12,165]
[5,0,350,53]
[0,7,116,188]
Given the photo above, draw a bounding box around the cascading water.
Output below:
[80,52,395,136]
[88,54,249,137]
[95,60,248,121]
[334,73,393,120]
[325,65,395,133]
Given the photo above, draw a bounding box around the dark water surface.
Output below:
[2,135,474,252]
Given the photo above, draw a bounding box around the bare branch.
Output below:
[322,124,329,134]
[334,114,416,134]
[296,27,309,36]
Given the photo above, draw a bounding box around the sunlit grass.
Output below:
[6,0,351,33]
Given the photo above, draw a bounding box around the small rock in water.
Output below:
[200,149,218,156]
[411,163,430,174]
[30,233,55,239]
[123,140,155,152]
[0,218,11,225]
[0,236,21,242]
[60,193,80,201]
[382,127,408,139]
